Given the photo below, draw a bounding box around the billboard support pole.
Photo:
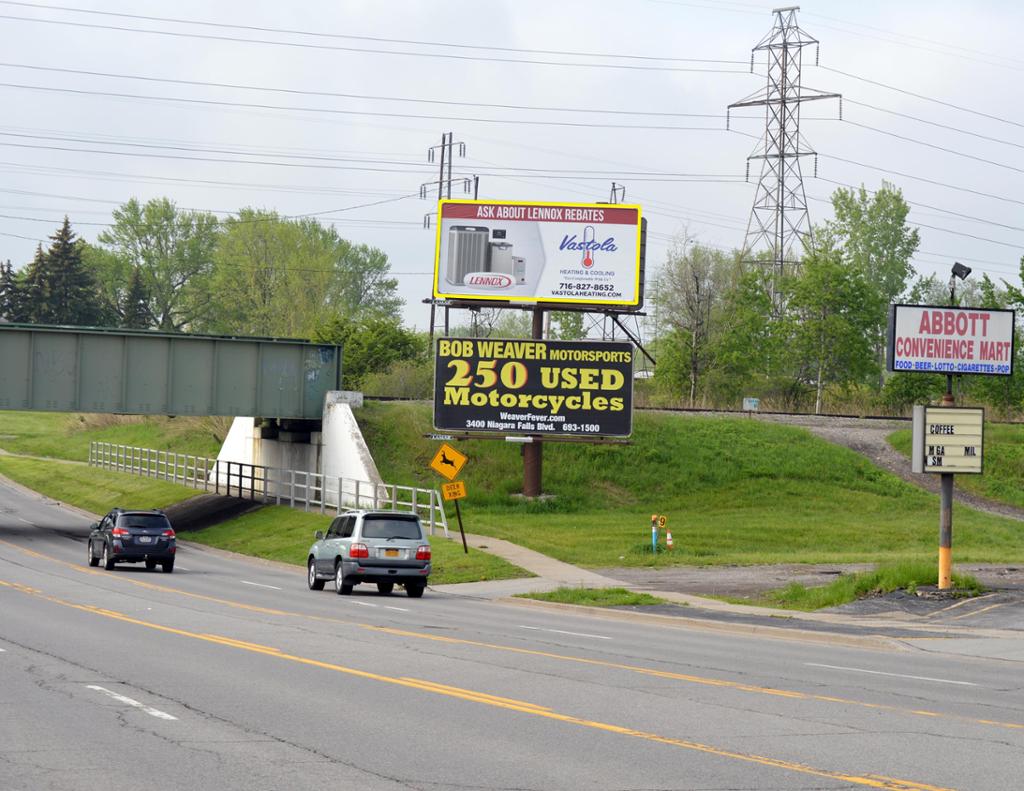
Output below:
[523,307,544,497]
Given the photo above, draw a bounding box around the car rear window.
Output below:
[361,516,423,540]
[118,515,171,530]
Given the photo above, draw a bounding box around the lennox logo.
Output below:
[464,272,513,289]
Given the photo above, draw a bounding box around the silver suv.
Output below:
[307,510,431,598]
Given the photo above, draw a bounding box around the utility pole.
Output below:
[423,132,468,346]
[728,6,840,305]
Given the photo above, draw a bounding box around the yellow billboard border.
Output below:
[432,199,644,307]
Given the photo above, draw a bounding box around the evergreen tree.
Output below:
[120,266,152,329]
[0,259,23,321]
[23,218,104,326]
[19,245,49,322]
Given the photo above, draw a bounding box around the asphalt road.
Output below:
[2,478,1023,791]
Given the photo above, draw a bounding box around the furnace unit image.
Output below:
[489,238,527,285]
[445,225,490,285]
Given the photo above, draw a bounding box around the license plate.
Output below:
[138,536,153,544]
[384,548,398,557]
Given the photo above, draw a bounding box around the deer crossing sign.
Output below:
[429,443,468,481]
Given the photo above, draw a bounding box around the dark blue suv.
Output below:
[88,508,176,573]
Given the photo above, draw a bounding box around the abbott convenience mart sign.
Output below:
[887,304,1016,376]
[432,199,644,308]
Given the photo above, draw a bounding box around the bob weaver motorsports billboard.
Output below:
[887,304,1016,376]
[434,337,634,437]
[433,199,644,308]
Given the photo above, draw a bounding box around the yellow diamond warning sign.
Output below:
[429,443,467,481]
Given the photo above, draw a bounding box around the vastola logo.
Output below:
[463,272,513,289]
[559,226,616,269]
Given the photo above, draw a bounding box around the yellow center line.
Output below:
[0,577,954,791]
[3,538,1023,734]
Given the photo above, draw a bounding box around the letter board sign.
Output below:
[922,406,984,474]
[433,338,633,437]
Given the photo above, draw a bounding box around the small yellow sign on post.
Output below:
[657,515,667,529]
[429,442,467,481]
[441,481,467,501]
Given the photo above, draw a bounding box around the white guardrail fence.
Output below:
[88,441,449,537]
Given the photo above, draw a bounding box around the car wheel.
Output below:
[145,559,157,571]
[308,558,325,590]
[405,581,425,598]
[101,543,115,571]
[376,582,394,596]
[335,563,352,595]
[87,540,99,567]
[161,560,174,573]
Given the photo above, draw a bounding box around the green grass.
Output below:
[516,587,668,607]
[890,424,1024,510]
[0,411,225,461]
[729,561,984,611]
[0,456,200,514]
[184,505,533,586]
[360,402,1024,568]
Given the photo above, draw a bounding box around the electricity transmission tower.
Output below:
[728,6,840,298]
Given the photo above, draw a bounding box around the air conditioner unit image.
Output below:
[445,226,490,285]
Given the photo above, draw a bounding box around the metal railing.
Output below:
[88,442,449,536]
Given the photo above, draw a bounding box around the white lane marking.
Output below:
[176,566,191,572]
[519,625,612,640]
[385,606,410,612]
[86,685,178,719]
[17,517,33,525]
[0,647,6,652]
[350,600,377,607]
[239,580,282,590]
[804,663,978,687]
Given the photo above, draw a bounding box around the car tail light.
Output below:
[162,528,175,539]
[349,543,368,559]
[111,526,129,537]
[415,545,431,561]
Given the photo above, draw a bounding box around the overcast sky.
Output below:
[1,0,1022,332]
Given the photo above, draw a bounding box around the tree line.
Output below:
[0,199,429,390]
[649,183,1024,416]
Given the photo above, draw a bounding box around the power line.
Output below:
[0,81,738,132]
[814,178,1024,235]
[0,127,748,180]
[803,10,1024,71]
[0,62,744,120]
[844,98,1024,153]
[842,119,1024,176]
[821,153,1024,208]
[819,65,1024,130]
[0,13,749,74]
[0,1,748,65]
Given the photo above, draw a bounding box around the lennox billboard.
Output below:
[432,199,644,309]
[887,304,1016,376]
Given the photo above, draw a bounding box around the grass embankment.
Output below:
[0,456,200,514]
[0,411,531,585]
[0,412,225,461]
[727,561,983,611]
[359,401,1024,568]
[517,587,667,607]
[890,424,1024,510]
